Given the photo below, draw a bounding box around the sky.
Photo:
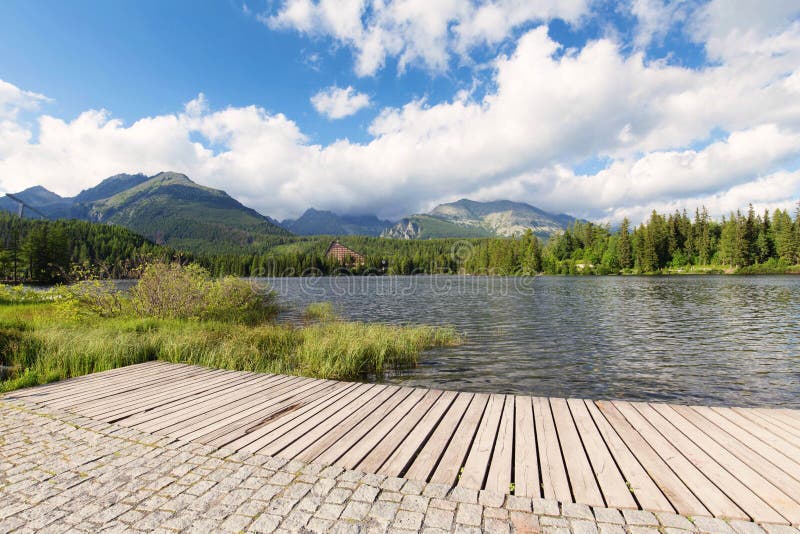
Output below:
[1,0,799,223]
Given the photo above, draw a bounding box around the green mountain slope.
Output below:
[86,172,289,251]
[283,208,392,236]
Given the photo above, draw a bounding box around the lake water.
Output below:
[263,275,800,408]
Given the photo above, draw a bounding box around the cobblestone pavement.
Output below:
[1,399,798,534]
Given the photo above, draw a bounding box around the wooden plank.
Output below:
[46,364,202,409]
[513,395,539,498]
[666,404,800,524]
[423,393,488,486]
[615,401,747,520]
[691,406,800,484]
[484,394,514,494]
[402,392,472,482]
[333,388,429,470]
[718,407,800,462]
[459,393,504,489]
[81,369,244,420]
[551,397,604,507]
[112,373,286,426]
[183,380,347,444]
[751,409,800,439]
[585,401,671,512]
[168,378,335,440]
[299,387,414,465]
[533,396,572,503]
[132,374,301,433]
[642,403,788,524]
[129,373,292,430]
[378,390,458,477]
[568,399,636,509]
[206,381,364,450]
[43,364,195,408]
[596,400,705,516]
[236,383,379,454]
[282,385,403,462]
[765,409,800,432]
[4,361,166,399]
[357,389,446,474]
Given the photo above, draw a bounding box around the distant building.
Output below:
[325,240,365,266]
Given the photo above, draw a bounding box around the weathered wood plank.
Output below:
[241,383,378,455]
[596,400,706,516]
[513,395,539,498]
[485,394,514,494]
[663,404,800,525]
[533,396,572,503]
[717,407,800,462]
[639,403,786,524]
[459,393,504,489]
[300,386,414,465]
[404,392,473,482]
[585,400,671,512]
[282,385,402,462]
[690,406,800,484]
[311,388,420,466]
[334,388,429,470]
[615,401,747,520]
[568,398,636,509]
[378,390,458,477]
[429,393,488,486]
[551,397,604,507]
[357,389,446,474]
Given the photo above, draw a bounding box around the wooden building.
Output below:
[325,240,365,266]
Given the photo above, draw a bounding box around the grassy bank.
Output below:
[0,263,460,393]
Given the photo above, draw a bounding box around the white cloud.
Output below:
[310,85,371,119]
[261,0,589,76]
[1,1,800,222]
[0,79,50,120]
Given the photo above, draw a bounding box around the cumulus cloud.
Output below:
[310,85,371,119]
[1,1,800,223]
[0,80,50,120]
[260,0,589,76]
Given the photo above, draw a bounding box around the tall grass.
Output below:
[0,302,461,392]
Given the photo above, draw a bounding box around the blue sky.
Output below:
[1,0,799,221]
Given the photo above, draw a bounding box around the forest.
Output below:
[2,204,799,282]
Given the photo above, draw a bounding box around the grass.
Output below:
[0,301,461,393]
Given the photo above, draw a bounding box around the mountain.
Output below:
[283,208,393,236]
[382,199,576,239]
[0,186,72,219]
[381,214,494,239]
[1,172,289,252]
[73,173,150,203]
[84,172,289,249]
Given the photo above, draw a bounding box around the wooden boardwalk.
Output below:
[5,361,800,525]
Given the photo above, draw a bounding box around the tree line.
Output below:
[3,204,799,282]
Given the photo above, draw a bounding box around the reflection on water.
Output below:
[262,275,800,408]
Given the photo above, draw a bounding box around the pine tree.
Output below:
[618,218,632,269]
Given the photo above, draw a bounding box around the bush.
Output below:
[130,262,209,319]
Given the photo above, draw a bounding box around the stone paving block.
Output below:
[729,520,768,534]
[423,507,454,530]
[622,509,659,526]
[692,517,737,533]
[248,513,281,533]
[393,509,424,530]
[658,512,697,530]
[455,502,482,526]
[341,500,371,521]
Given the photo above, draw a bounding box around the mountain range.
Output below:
[2,172,577,251]
[1,172,288,252]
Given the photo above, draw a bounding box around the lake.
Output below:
[264,275,800,408]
